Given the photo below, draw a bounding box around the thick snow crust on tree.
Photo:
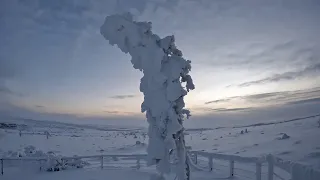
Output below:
[100,13,194,176]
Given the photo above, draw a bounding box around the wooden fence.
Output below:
[2,151,320,180]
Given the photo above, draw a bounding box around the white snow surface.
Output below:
[2,168,155,180]
[1,116,320,180]
[1,117,320,165]
[1,168,241,180]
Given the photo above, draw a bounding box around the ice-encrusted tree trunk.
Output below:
[100,13,195,180]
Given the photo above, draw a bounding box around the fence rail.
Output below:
[189,151,320,180]
[0,154,148,175]
[189,151,268,179]
[2,151,320,180]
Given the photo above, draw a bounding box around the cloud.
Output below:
[35,105,45,108]
[0,84,24,97]
[0,66,14,79]
[204,98,233,104]
[204,92,287,105]
[0,54,15,79]
[230,41,296,67]
[205,87,320,105]
[193,107,252,113]
[244,92,287,100]
[104,110,120,114]
[109,94,137,99]
[0,86,14,95]
[197,39,313,69]
[0,57,20,102]
[213,107,252,112]
[235,63,320,87]
[6,0,179,35]
[287,97,320,105]
[202,39,319,90]
[205,92,287,105]
[103,110,136,115]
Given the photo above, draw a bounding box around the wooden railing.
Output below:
[271,155,320,180]
[1,154,147,175]
[2,152,320,180]
[189,151,320,180]
[189,151,268,180]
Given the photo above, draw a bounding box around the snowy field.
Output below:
[0,119,147,157]
[186,116,320,170]
[1,116,320,179]
[1,167,242,180]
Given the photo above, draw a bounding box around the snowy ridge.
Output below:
[232,114,320,129]
[184,114,320,131]
[1,117,144,132]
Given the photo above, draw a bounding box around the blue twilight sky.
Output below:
[0,0,320,124]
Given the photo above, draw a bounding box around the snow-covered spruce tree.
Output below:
[100,13,195,180]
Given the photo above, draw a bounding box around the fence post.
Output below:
[208,156,213,171]
[45,131,49,139]
[136,158,141,169]
[1,159,3,175]
[100,156,104,169]
[267,155,274,180]
[39,160,42,171]
[229,160,234,177]
[194,153,198,164]
[256,162,262,180]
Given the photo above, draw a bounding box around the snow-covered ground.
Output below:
[1,167,240,180]
[186,116,320,170]
[2,168,156,180]
[0,122,147,157]
[1,116,320,179]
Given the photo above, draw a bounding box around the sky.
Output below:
[0,0,320,126]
